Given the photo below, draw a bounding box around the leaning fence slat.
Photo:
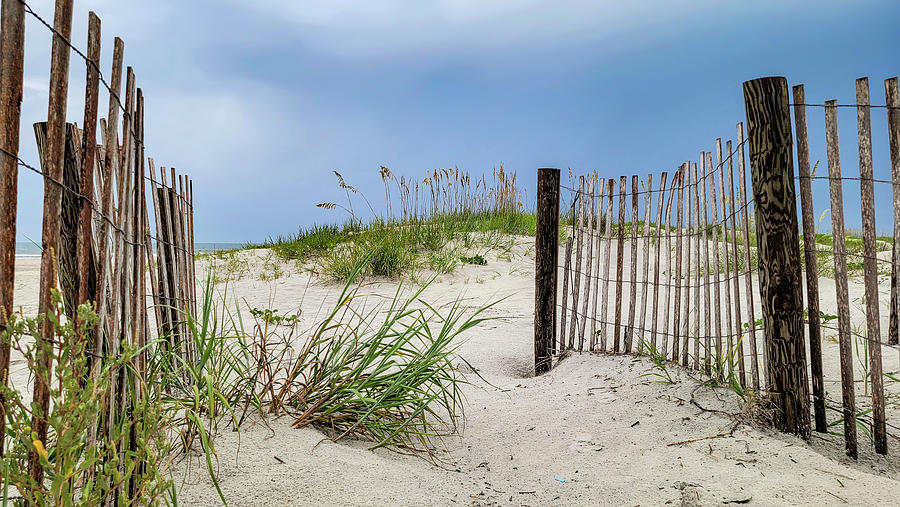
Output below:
[76,12,101,310]
[707,152,723,376]
[589,174,603,351]
[825,98,858,459]
[599,179,615,352]
[886,77,900,347]
[149,160,173,341]
[188,178,197,315]
[30,0,75,483]
[638,173,654,353]
[699,156,713,372]
[625,175,640,353]
[578,176,596,351]
[726,140,746,386]
[614,176,627,354]
[672,167,685,362]
[691,163,702,369]
[650,172,668,349]
[569,176,585,349]
[93,37,123,375]
[172,168,189,350]
[159,168,178,344]
[661,170,679,359]
[856,77,887,455]
[716,140,737,381]
[736,124,761,388]
[792,86,826,432]
[681,164,693,367]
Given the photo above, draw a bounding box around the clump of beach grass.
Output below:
[249,166,534,281]
[243,263,497,456]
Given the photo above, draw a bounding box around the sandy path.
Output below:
[11,239,900,506]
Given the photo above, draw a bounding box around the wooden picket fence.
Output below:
[0,0,196,489]
[535,75,900,460]
[556,126,759,383]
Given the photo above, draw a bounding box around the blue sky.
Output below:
[12,0,900,242]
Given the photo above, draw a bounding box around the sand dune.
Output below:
[11,238,900,506]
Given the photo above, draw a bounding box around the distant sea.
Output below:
[15,242,244,257]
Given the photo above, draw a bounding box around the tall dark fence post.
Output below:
[742,76,811,440]
[30,0,75,483]
[0,0,27,458]
[535,168,560,375]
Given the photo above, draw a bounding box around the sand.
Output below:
[10,239,900,506]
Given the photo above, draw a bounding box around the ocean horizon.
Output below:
[14,242,244,257]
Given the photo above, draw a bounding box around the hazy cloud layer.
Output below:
[12,0,900,242]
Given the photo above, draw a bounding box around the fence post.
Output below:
[535,168,560,375]
[742,76,810,439]
[30,0,75,483]
[0,0,27,458]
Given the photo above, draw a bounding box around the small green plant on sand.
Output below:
[269,263,496,456]
[638,337,676,384]
[460,254,487,266]
[0,291,171,505]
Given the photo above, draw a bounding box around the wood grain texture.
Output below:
[792,86,826,432]
[856,77,887,454]
[534,168,560,374]
[743,76,810,441]
[39,123,82,319]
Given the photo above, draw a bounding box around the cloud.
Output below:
[227,0,717,57]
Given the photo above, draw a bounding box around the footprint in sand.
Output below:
[590,390,616,405]
[569,433,603,453]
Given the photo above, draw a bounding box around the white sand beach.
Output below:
[11,239,900,506]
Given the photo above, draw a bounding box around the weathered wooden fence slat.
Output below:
[856,77,887,455]
[792,85,827,432]
[824,98,858,459]
[614,176,627,354]
[650,172,669,350]
[626,175,639,353]
[599,178,615,352]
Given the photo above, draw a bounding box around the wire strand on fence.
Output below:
[560,137,751,200]
[0,145,193,256]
